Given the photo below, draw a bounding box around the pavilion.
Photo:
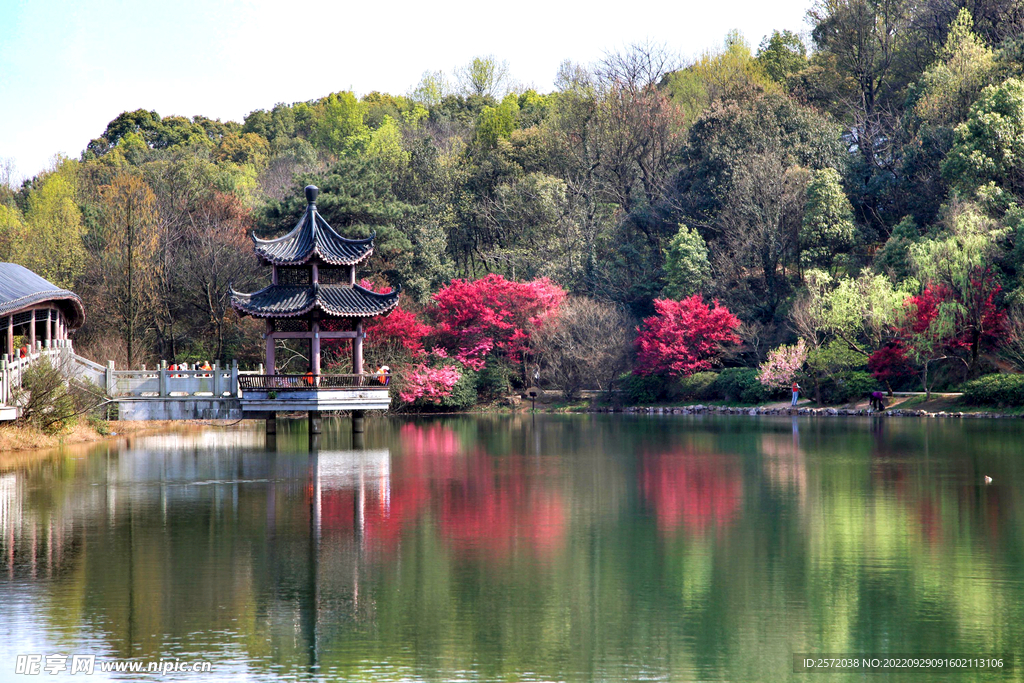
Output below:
[230,185,400,439]
[0,263,84,357]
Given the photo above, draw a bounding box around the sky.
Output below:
[0,0,812,183]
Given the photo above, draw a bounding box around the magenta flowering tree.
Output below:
[397,362,463,404]
[757,339,807,390]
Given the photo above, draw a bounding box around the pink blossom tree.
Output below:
[757,339,807,390]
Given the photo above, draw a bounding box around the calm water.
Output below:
[1,415,1023,682]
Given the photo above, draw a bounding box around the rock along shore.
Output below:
[587,405,1017,419]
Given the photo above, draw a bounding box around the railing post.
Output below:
[213,362,221,396]
[231,360,238,396]
[105,361,115,396]
[0,357,6,405]
[159,360,168,397]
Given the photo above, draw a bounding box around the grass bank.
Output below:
[0,419,219,463]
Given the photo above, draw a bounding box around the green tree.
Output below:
[666,30,776,126]
[800,167,856,272]
[22,157,87,288]
[476,95,520,149]
[0,203,26,262]
[663,223,712,297]
[914,9,997,127]
[312,91,369,157]
[873,215,919,281]
[411,70,450,106]
[941,78,1024,201]
[756,30,808,85]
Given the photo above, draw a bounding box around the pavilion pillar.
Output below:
[353,321,364,376]
[29,310,35,349]
[6,316,12,359]
[45,310,52,347]
[311,322,321,377]
[265,320,275,375]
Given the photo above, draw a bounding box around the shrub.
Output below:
[709,368,773,404]
[818,371,880,404]
[960,374,1024,405]
[14,359,104,434]
[476,357,516,401]
[428,368,479,410]
[622,373,670,404]
[677,371,718,400]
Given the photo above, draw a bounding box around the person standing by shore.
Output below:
[791,381,800,407]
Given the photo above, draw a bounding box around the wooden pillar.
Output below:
[45,309,52,346]
[266,412,277,447]
[349,264,355,286]
[312,321,321,377]
[353,321,364,376]
[6,316,11,359]
[29,310,35,349]
[265,320,275,375]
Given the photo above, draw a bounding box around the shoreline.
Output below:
[0,419,241,468]
[582,403,1021,419]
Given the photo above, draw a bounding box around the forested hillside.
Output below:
[5,0,1024,407]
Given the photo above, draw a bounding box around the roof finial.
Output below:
[305,185,319,205]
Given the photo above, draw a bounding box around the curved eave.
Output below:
[254,243,375,267]
[230,284,400,319]
[0,291,86,329]
[251,209,376,266]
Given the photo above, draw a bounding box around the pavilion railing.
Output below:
[238,374,390,392]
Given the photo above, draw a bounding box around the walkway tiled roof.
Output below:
[252,185,375,266]
[0,263,85,328]
[230,283,401,318]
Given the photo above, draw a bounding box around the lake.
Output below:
[1,414,1022,682]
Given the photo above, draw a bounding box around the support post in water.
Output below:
[352,409,365,435]
[266,412,277,437]
[308,410,322,435]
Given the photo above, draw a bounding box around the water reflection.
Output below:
[1,416,1023,681]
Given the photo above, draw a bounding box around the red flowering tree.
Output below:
[363,306,433,361]
[429,274,566,371]
[634,296,740,377]
[869,282,1006,396]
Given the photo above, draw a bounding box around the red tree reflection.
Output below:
[439,455,565,560]
[639,452,742,537]
[316,423,567,560]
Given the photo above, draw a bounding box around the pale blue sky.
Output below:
[0,0,812,182]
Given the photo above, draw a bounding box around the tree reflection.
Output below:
[2,417,1024,682]
[639,451,742,537]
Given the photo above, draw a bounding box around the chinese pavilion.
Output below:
[230,185,400,439]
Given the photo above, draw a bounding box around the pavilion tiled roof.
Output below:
[0,263,85,328]
[252,185,375,266]
[230,283,401,319]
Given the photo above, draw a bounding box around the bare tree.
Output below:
[714,151,809,317]
[534,297,631,399]
[597,40,679,94]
